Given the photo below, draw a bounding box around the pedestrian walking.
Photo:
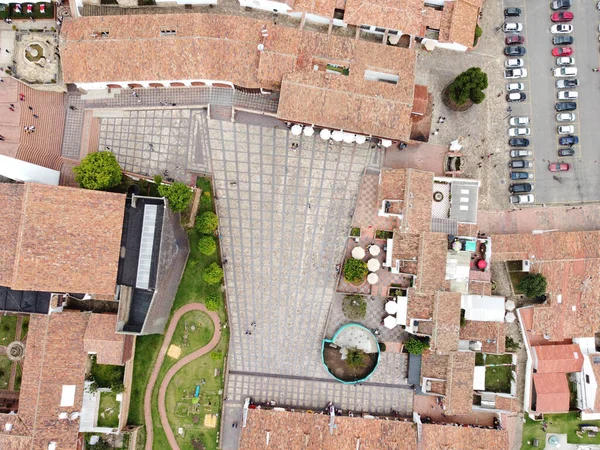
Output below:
[19,94,25,101]
[0,79,4,83]
[69,105,77,110]
[9,106,14,112]
[28,106,33,111]
[0,135,5,141]
[33,114,38,119]
[5,49,9,54]
[148,143,154,152]
[105,146,111,151]
[132,91,138,97]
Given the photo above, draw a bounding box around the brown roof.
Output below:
[379,168,406,202]
[432,291,461,353]
[407,289,434,319]
[533,344,583,373]
[445,351,475,415]
[533,373,570,413]
[422,6,442,30]
[421,351,449,380]
[403,170,433,233]
[494,395,520,413]
[420,423,509,450]
[417,233,449,293]
[445,0,480,48]
[293,0,337,17]
[412,85,429,115]
[343,0,425,36]
[459,320,506,354]
[0,183,125,295]
[84,313,126,365]
[392,232,421,262]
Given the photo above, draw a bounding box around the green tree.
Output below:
[196,211,219,234]
[345,348,367,369]
[473,25,483,46]
[517,273,547,298]
[203,263,224,285]
[343,259,368,284]
[404,337,430,355]
[342,295,367,320]
[198,236,217,256]
[448,67,488,105]
[153,174,163,185]
[158,181,193,212]
[73,151,122,190]
[204,294,222,311]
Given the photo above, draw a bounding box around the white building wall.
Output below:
[238,0,292,13]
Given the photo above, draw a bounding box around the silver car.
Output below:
[509,194,535,204]
[556,112,576,122]
[510,116,529,126]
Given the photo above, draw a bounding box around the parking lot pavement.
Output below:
[515,0,600,204]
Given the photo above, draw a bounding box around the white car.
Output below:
[505,68,528,79]
[510,116,529,126]
[504,22,523,32]
[557,90,578,100]
[556,57,575,66]
[509,194,535,204]
[597,0,600,10]
[509,127,531,136]
[556,112,576,122]
[506,83,525,91]
[505,58,524,68]
[551,24,573,34]
[557,125,575,134]
[554,67,577,77]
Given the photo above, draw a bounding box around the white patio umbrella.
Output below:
[303,126,315,136]
[331,130,344,142]
[351,247,366,259]
[385,300,399,314]
[369,245,381,256]
[291,124,303,135]
[383,315,397,329]
[381,139,393,148]
[367,273,379,285]
[320,128,331,140]
[342,132,355,143]
[505,311,516,323]
[367,258,381,272]
[355,135,367,145]
[505,300,516,311]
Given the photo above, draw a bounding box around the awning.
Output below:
[396,296,408,326]
[320,128,331,140]
[473,366,486,390]
[383,315,396,329]
[460,294,505,322]
[385,300,398,314]
[0,154,60,185]
[351,247,365,259]
[367,258,380,272]
[303,126,314,136]
[291,124,303,135]
[369,245,381,256]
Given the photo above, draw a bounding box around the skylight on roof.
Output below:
[60,385,76,407]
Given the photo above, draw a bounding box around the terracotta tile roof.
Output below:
[0,435,33,449]
[0,183,126,296]
[421,351,449,380]
[0,184,25,287]
[84,313,126,365]
[392,232,420,262]
[403,170,433,233]
[445,0,479,48]
[422,6,442,30]
[459,320,506,354]
[438,2,455,42]
[533,344,583,373]
[432,292,461,353]
[293,0,337,17]
[407,289,434,319]
[429,380,447,395]
[533,373,570,413]
[417,233,449,293]
[494,395,520,413]
[445,351,475,414]
[412,85,429,115]
[590,354,600,412]
[379,168,406,202]
[343,0,425,36]
[420,423,509,450]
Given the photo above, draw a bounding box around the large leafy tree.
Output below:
[73,151,122,190]
[448,67,488,105]
[158,182,193,212]
[196,211,219,234]
[404,337,430,355]
[343,259,368,284]
[517,273,547,298]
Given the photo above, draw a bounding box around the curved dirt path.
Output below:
[144,303,221,450]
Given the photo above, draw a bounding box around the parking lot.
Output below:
[503,0,600,204]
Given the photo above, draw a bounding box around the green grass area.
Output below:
[484,354,513,365]
[169,311,214,360]
[475,353,484,366]
[485,365,514,393]
[375,230,393,240]
[89,355,125,388]
[0,315,17,344]
[128,334,162,426]
[509,271,527,294]
[97,391,121,428]
[20,316,29,339]
[0,356,12,390]
[14,363,21,391]
[523,412,600,448]
[350,227,360,237]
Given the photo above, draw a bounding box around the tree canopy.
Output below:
[517,273,547,298]
[158,182,193,212]
[196,211,219,234]
[343,259,368,284]
[198,236,217,256]
[73,151,122,190]
[448,67,488,105]
[203,262,224,285]
[404,337,430,355]
[204,294,222,311]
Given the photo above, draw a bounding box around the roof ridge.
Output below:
[10,184,29,289]
[30,315,50,442]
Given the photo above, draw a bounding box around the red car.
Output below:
[551,12,574,22]
[552,47,573,56]
[548,162,570,172]
[505,35,525,45]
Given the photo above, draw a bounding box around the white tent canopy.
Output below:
[332,130,344,142]
[505,299,516,311]
[367,258,381,272]
[367,273,379,284]
[342,132,355,143]
[303,126,314,136]
[320,128,331,140]
[369,245,381,256]
[0,155,60,185]
[473,366,486,391]
[461,295,506,322]
[355,135,367,144]
[385,300,398,314]
[381,139,392,148]
[383,315,396,329]
[291,124,303,135]
[351,247,365,259]
[505,311,516,323]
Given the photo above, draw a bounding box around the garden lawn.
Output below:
[522,412,600,448]
[509,271,527,294]
[0,356,12,390]
[0,315,17,344]
[97,391,120,428]
[90,357,125,388]
[484,365,513,393]
[484,354,513,365]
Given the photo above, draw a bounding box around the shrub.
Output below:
[204,294,222,311]
[343,259,368,284]
[506,336,520,352]
[473,24,483,46]
[404,337,430,355]
[110,380,125,393]
[203,263,223,285]
[345,348,367,369]
[158,181,193,212]
[517,273,547,298]
[379,342,386,352]
[342,295,367,320]
[210,350,223,361]
[73,151,122,190]
[153,174,162,185]
[198,236,217,256]
[196,211,219,234]
[350,227,361,237]
[448,67,488,105]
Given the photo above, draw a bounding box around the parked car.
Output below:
[555,101,577,111]
[510,183,534,193]
[551,11,574,22]
[556,112,576,122]
[510,149,533,157]
[558,148,576,156]
[511,171,534,180]
[509,138,530,147]
[559,135,578,146]
[553,35,573,45]
[557,91,578,100]
[506,92,527,102]
[505,46,526,56]
[548,162,570,171]
[510,116,529,126]
[505,59,524,68]
[505,68,528,79]
[554,67,577,77]
[505,7,522,16]
[552,47,573,57]
[504,22,523,32]
[509,160,534,169]
[506,35,525,45]
[557,125,575,134]
[556,56,574,66]
[597,0,600,10]
[506,83,525,91]
[509,194,535,204]
[551,24,573,34]
[551,0,572,11]
[556,79,579,88]
[509,127,530,136]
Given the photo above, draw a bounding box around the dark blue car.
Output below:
[558,135,579,146]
